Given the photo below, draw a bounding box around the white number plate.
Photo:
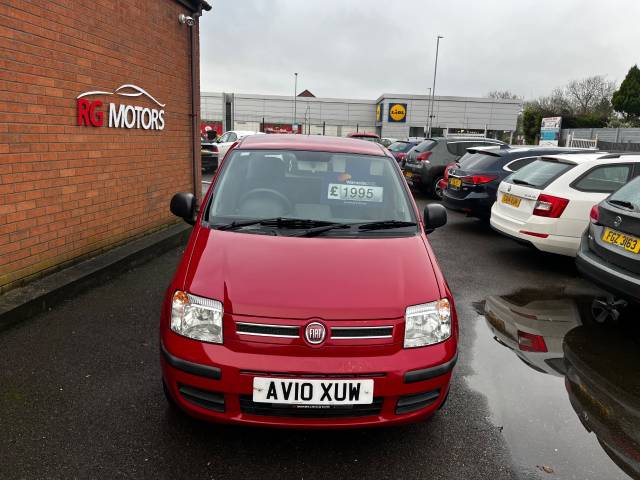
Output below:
[252,377,374,405]
[327,184,383,203]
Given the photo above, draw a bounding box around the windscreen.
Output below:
[608,175,640,210]
[459,152,504,171]
[388,141,413,153]
[506,159,574,189]
[414,140,436,152]
[208,150,415,224]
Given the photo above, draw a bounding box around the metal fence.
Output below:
[561,128,640,144]
[597,140,640,152]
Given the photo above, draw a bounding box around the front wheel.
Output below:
[432,176,444,200]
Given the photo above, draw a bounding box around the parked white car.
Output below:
[215,130,265,159]
[490,152,640,257]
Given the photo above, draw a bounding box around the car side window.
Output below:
[227,132,238,142]
[505,157,537,172]
[572,164,632,193]
[218,133,229,143]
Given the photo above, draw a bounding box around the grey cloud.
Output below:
[200,0,640,100]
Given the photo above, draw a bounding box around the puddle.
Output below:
[468,287,640,479]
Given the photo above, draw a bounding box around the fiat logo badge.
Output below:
[305,322,326,345]
[614,216,623,228]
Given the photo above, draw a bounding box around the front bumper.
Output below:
[576,233,640,303]
[160,333,457,428]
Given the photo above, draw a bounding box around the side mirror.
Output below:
[423,204,447,233]
[170,192,196,225]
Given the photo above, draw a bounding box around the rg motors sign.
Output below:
[76,84,165,130]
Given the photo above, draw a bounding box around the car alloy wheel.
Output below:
[432,176,444,200]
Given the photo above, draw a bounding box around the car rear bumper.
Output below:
[442,190,493,218]
[490,205,580,256]
[201,155,219,171]
[576,234,640,303]
[160,333,457,428]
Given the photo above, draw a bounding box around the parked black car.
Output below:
[201,143,219,172]
[387,140,422,165]
[577,173,640,303]
[443,146,584,219]
[404,136,507,199]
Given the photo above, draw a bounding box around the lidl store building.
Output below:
[201,92,522,139]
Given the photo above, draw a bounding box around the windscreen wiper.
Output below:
[357,220,417,231]
[608,199,635,210]
[287,223,352,237]
[216,217,337,231]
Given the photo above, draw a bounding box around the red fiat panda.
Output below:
[161,134,458,428]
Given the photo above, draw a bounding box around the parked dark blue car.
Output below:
[442,146,588,219]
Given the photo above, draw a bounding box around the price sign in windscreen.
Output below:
[327,183,384,203]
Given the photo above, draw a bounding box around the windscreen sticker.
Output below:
[327,181,384,203]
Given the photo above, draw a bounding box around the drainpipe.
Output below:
[189,19,199,202]
[187,1,211,204]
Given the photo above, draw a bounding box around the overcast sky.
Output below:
[199,0,639,101]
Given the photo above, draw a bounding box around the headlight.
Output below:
[171,291,223,343]
[404,299,451,348]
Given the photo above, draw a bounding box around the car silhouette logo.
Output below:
[305,322,326,345]
[614,216,623,228]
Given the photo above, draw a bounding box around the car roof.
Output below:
[238,134,388,156]
[469,146,598,158]
[348,132,380,138]
[539,152,623,165]
[231,130,265,136]
[432,136,507,144]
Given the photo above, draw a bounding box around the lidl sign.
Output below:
[388,103,407,123]
[376,103,383,123]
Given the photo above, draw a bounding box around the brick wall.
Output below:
[0,0,200,291]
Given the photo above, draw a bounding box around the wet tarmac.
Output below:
[1,191,639,479]
[471,287,640,479]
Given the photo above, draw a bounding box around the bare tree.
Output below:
[565,75,616,115]
[487,90,520,100]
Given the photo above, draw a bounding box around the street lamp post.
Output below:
[424,87,431,137]
[293,72,298,133]
[427,35,443,138]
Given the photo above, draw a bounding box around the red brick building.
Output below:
[0,0,209,292]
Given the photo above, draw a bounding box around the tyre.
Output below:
[432,176,444,200]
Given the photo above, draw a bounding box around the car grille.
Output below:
[236,322,300,338]
[331,326,393,339]
[235,322,394,341]
[239,396,383,418]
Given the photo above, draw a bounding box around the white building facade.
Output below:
[201,91,522,139]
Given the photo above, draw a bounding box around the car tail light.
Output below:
[416,151,432,162]
[590,204,600,224]
[533,194,569,218]
[517,331,548,352]
[443,163,455,180]
[397,153,407,160]
[462,174,498,185]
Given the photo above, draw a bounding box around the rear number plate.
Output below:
[502,193,521,208]
[252,378,374,405]
[602,227,640,254]
[449,177,462,189]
